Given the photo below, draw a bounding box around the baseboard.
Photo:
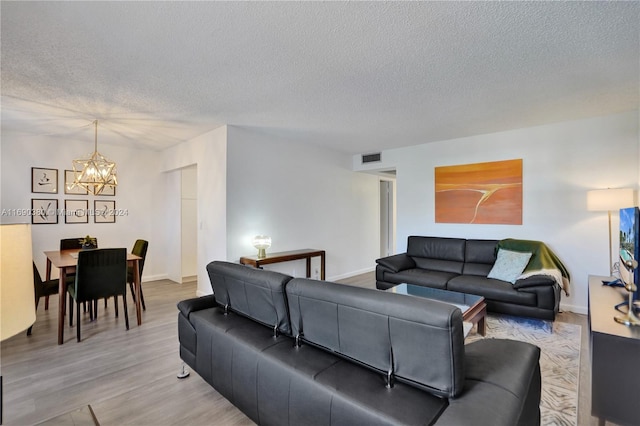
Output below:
[560,302,587,315]
[141,273,169,283]
[327,266,376,282]
[182,275,197,283]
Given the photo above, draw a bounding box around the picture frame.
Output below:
[98,184,116,196]
[64,199,89,224]
[64,170,88,195]
[94,200,116,223]
[434,159,523,225]
[31,167,58,193]
[31,199,58,224]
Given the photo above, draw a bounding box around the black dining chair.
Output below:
[60,237,111,313]
[128,239,149,310]
[27,262,60,336]
[60,238,82,250]
[49,238,93,310]
[67,248,129,342]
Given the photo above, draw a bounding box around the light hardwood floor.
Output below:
[1,273,608,425]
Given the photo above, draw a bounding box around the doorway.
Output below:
[380,179,396,257]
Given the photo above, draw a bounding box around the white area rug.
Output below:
[466,315,581,426]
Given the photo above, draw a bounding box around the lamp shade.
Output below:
[587,188,636,211]
[252,235,272,259]
[252,235,272,250]
[0,223,36,341]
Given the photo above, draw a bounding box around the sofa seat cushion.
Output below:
[447,275,536,306]
[260,342,448,426]
[189,308,293,424]
[383,268,458,289]
[436,339,541,426]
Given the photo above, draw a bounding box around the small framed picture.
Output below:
[65,199,88,224]
[31,199,58,224]
[99,185,116,196]
[32,167,58,193]
[94,200,116,223]
[64,170,88,195]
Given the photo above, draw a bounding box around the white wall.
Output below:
[226,126,380,281]
[161,126,227,295]
[181,165,198,279]
[1,132,167,281]
[354,111,639,313]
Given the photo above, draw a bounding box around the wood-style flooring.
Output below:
[1,273,610,425]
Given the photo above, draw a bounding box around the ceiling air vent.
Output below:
[362,152,382,164]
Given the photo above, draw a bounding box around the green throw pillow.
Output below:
[487,249,532,284]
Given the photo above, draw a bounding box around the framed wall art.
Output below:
[65,199,89,224]
[435,159,523,225]
[31,167,58,193]
[94,200,116,223]
[99,185,116,196]
[31,199,58,224]
[64,170,88,195]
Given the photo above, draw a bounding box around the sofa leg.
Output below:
[177,362,190,379]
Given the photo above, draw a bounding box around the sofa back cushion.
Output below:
[206,261,293,336]
[286,278,466,398]
[407,236,466,274]
[463,239,499,276]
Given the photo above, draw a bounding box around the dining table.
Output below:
[44,248,143,345]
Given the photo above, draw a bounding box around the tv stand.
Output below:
[589,275,640,426]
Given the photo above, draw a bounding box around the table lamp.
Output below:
[0,223,36,424]
[587,188,636,275]
[252,235,272,259]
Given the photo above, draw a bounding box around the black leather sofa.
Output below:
[376,236,561,321]
[178,260,542,425]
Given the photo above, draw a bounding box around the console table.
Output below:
[240,249,326,280]
[588,275,640,426]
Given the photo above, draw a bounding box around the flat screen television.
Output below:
[619,207,639,302]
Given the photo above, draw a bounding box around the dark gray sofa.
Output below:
[376,236,561,321]
[178,260,542,425]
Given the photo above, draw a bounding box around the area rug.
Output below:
[466,315,581,426]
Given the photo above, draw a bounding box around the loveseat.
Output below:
[376,236,564,321]
[178,260,542,425]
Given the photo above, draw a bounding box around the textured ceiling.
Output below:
[1,1,638,154]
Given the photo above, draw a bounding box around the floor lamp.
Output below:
[0,224,36,425]
[587,188,637,276]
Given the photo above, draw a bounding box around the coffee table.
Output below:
[388,283,487,336]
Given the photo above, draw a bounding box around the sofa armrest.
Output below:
[177,295,216,318]
[513,275,555,289]
[435,339,541,426]
[375,253,416,273]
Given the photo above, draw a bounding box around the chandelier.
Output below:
[71,120,117,195]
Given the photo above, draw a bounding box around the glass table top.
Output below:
[388,283,484,313]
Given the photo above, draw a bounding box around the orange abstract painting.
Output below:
[435,159,522,225]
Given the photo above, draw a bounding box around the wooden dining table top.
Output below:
[44,249,142,268]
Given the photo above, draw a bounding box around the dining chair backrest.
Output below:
[33,262,58,298]
[131,239,149,276]
[33,261,45,289]
[74,248,127,302]
[60,238,81,250]
[60,237,99,250]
